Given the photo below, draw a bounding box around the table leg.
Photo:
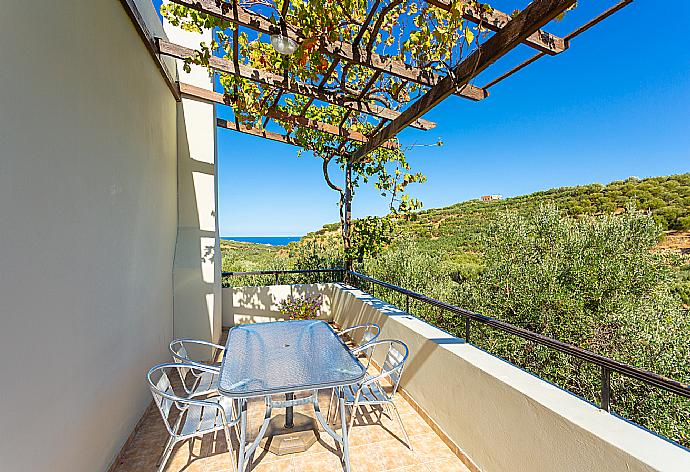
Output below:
[237,400,247,472]
[311,388,353,472]
[237,396,274,471]
[339,387,351,472]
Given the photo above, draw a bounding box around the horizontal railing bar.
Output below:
[222,268,344,276]
[347,270,690,399]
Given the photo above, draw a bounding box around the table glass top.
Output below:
[218,320,366,397]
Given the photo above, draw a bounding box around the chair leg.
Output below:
[326,388,335,424]
[224,427,238,472]
[347,403,358,434]
[157,435,176,472]
[383,402,393,420]
[391,402,413,450]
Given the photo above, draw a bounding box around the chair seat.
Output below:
[191,371,219,397]
[179,395,234,437]
[344,379,390,405]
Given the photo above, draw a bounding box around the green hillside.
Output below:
[294,173,690,260]
[224,173,690,269]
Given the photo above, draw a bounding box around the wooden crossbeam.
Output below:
[158,39,436,130]
[426,0,567,55]
[167,0,487,101]
[351,0,576,162]
[180,82,398,149]
[217,118,342,155]
[268,109,399,150]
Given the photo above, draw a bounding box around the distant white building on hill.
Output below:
[480,194,503,202]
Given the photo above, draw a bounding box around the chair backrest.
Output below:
[169,339,196,394]
[378,340,409,395]
[148,364,186,436]
[341,323,381,350]
[361,324,380,346]
[169,339,189,363]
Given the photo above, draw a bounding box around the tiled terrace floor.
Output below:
[112,331,471,472]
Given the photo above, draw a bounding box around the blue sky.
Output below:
[170,1,690,236]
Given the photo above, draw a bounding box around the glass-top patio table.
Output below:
[219,319,366,472]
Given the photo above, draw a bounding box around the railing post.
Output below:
[274,271,279,285]
[405,295,410,314]
[600,366,611,412]
[464,317,471,343]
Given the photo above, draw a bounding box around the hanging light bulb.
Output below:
[270,34,298,55]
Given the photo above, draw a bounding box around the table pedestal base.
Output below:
[260,413,318,455]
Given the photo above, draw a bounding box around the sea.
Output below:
[221,236,301,246]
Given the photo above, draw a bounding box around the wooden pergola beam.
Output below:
[180,82,399,149]
[167,0,487,101]
[426,0,567,55]
[158,39,436,130]
[351,0,576,162]
[217,118,342,155]
[266,109,399,149]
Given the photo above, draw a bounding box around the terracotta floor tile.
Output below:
[376,439,422,470]
[253,447,287,464]
[198,453,235,472]
[388,465,430,472]
[300,432,340,456]
[391,399,417,417]
[292,451,342,472]
[424,458,471,472]
[396,413,432,437]
[348,444,385,472]
[409,433,455,463]
[348,424,395,446]
[248,457,294,472]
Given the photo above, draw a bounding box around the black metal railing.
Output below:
[222,268,344,287]
[222,268,690,414]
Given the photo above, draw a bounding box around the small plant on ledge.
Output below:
[278,295,323,321]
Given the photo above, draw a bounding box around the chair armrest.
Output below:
[359,370,392,389]
[175,338,226,351]
[338,324,369,337]
[351,344,370,355]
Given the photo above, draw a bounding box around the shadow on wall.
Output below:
[226,283,335,325]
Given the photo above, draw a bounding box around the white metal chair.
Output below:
[338,339,412,450]
[148,363,240,472]
[338,323,381,366]
[169,338,224,397]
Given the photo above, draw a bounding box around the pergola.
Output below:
[123,0,631,264]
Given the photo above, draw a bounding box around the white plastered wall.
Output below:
[163,5,223,352]
[0,1,177,470]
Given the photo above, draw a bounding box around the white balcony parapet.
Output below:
[226,281,690,472]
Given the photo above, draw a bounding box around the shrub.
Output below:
[278,295,323,320]
[453,205,690,446]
